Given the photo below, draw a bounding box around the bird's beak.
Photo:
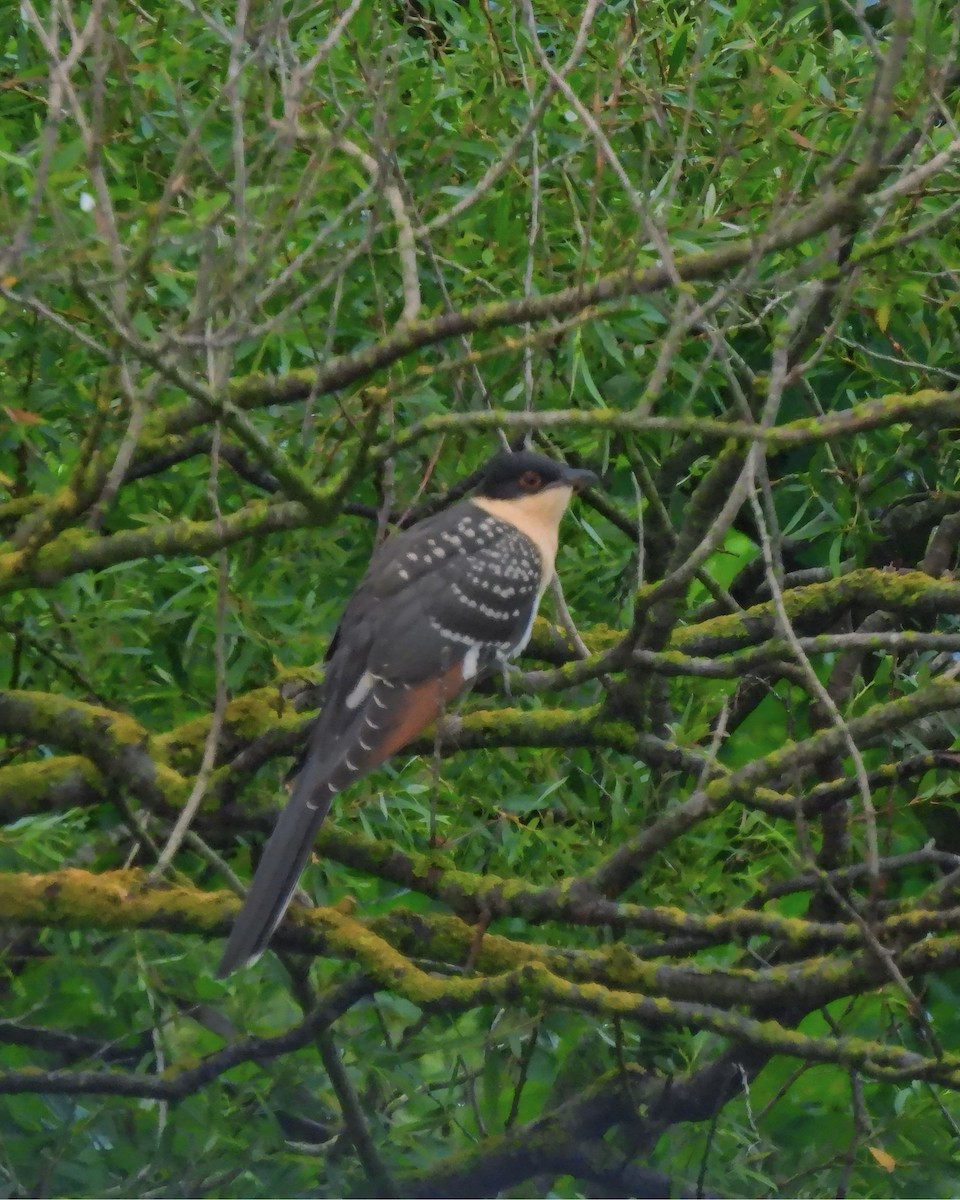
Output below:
[559,465,598,493]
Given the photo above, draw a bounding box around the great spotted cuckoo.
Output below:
[217,450,596,975]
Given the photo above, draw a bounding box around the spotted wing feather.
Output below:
[344,501,543,681]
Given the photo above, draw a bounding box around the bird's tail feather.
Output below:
[216,749,336,977]
[217,674,452,977]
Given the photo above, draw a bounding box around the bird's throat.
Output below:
[472,486,573,581]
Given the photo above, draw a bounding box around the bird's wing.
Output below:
[216,503,543,975]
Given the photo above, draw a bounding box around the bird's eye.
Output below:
[519,470,543,492]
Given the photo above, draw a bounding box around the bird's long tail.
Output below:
[216,746,337,977]
[217,669,461,976]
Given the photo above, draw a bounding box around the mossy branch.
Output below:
[0,690,187,812]
[0,500,309,597]
[2,869,960,1092]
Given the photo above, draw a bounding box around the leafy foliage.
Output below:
[2,0,960,1195]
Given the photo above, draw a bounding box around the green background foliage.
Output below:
[2,0,960,1195]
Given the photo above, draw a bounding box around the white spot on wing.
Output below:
[462,643,481,680]
[511,600,538,656]
[345,671,375,710]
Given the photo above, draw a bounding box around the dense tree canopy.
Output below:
[2,0,960,1195]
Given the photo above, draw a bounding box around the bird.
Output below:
[217,449,596,975]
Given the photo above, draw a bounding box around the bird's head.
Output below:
[475,450,597,501]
